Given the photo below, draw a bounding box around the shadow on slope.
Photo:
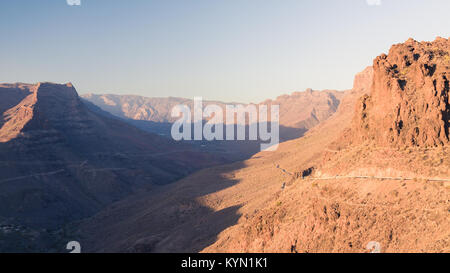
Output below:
[123,119,307,162]
[77,161,248,253]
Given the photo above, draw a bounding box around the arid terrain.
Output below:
[76,38,449,253]
[0,82,222,251]
[0,75,352,251]
[1,38,449,253]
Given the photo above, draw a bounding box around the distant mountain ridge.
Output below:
[80,94,232,123]
[82,89,345,140]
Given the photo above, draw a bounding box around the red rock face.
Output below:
[353,66,373,91]
[352,37,450,147]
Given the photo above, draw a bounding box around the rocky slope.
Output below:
[322,37,450,178]
[77,37,450,252]
[207,39,450,253]
[203,37,450,251]
[349,37,449,147]
[75,66,373,252]
[0,82,221,233]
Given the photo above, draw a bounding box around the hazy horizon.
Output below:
[1,0,449,103]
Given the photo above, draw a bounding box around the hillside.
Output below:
[204,38,450,253]
[75,66,372,252]
[320,37,449,178]
[78,39,449,253]
[0,82,221,240]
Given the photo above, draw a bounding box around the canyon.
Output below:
[1,37,449,253]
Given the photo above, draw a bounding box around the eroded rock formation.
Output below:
[352,37,449,147]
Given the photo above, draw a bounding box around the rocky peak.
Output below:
[0,82,90,142]
[35,82,78,98]
[351,37,450,147]
[32,82,84,122]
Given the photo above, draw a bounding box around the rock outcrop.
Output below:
[351,37,449,147]
[353,66,374,92]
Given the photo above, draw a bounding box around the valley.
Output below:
[1,37,449,253]
[76,38,449,253]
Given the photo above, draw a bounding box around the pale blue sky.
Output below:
[0,0,449,103]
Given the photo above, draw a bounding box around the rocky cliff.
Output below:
[351,37,449,147]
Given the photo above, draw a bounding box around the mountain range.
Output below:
[0,37,448,253]
[77,38,449,253]
[82,89,344,161]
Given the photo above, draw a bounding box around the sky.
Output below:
[0,0,449,103]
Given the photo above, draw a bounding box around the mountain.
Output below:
[322,37,450,178]
[77,38,449,253]
[80,95,234,123]
[349,37,449,147]
[0,82,222,236]
[75,65,372,252]
[203,38,449,253]
[203,38,450,253]
[82,89,344,160]
[260,89,343,139]
[81,91,344,133]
